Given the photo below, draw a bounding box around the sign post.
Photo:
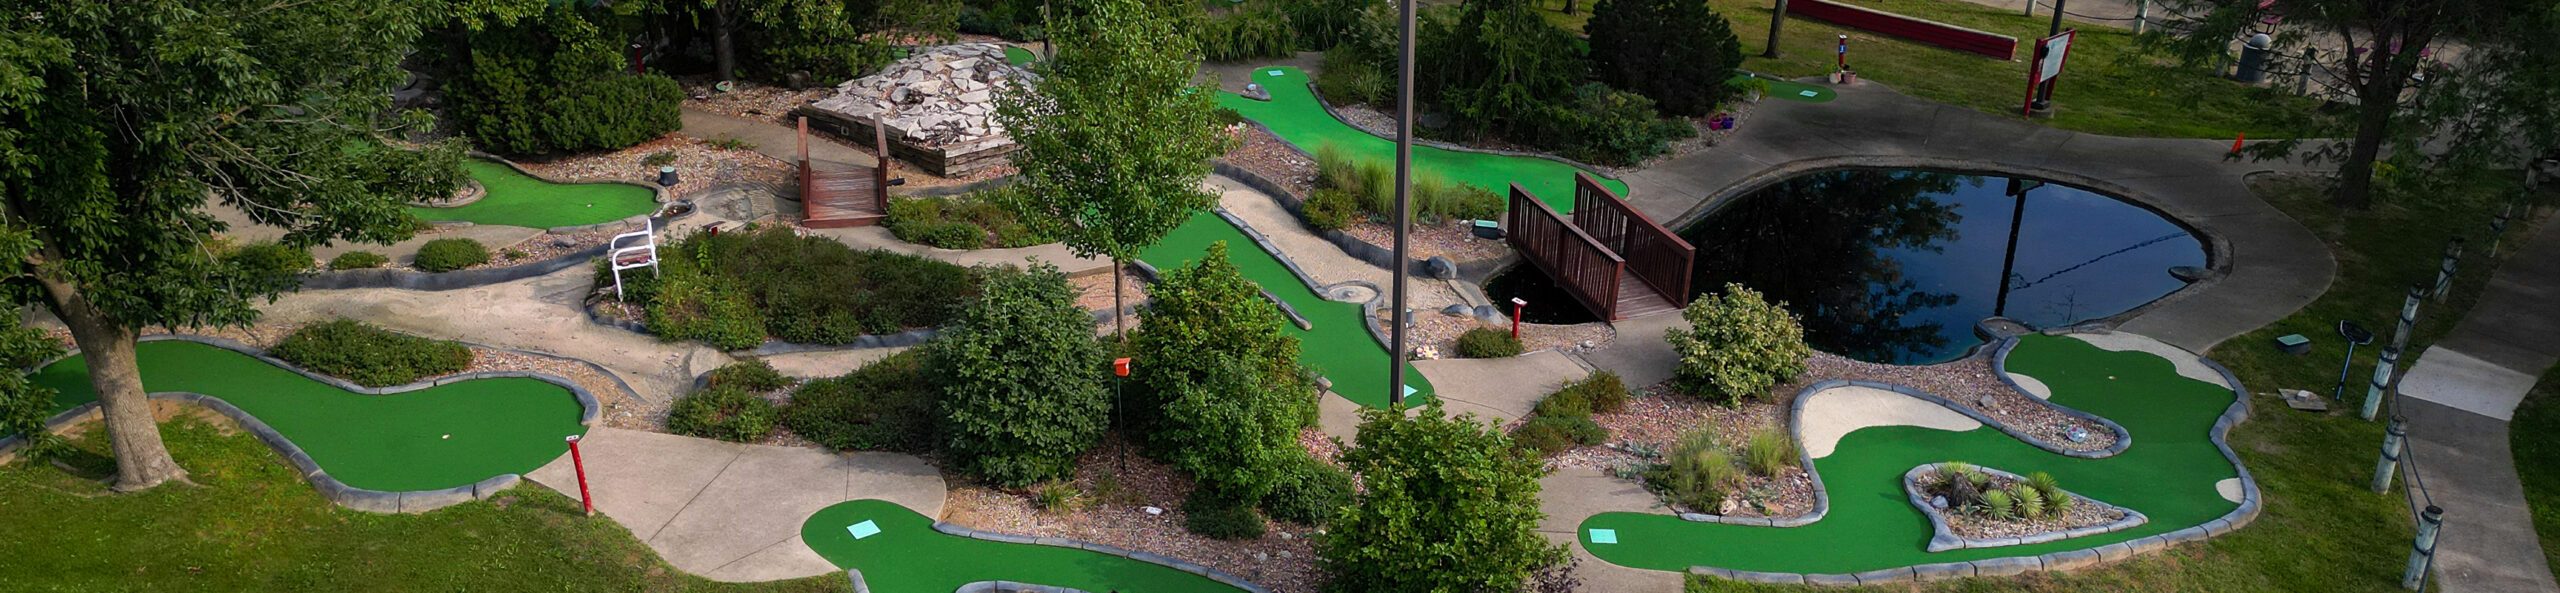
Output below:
[2022,30,2077,116]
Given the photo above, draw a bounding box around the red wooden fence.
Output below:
[1571,173,1695,309]
[1507,183,1625,321]
[1789,0,2018,60]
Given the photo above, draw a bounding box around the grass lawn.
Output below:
[2511,364,2560,578]
[1533,0,2330,139]
[1686,172,2548,591]
[0,418,838,593]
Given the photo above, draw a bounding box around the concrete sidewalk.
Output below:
[2396,217,2560,593]
[524,427,946,582]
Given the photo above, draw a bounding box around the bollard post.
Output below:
[2362,347,2399,421]
[566,434,594,516]
[2135,0,2150,33]
[2373,417,2405,493]
[1510,298,1526,340]
[2403,505,2444,590]
[2431,238,2464,302]
[2388,284,2424,354]
[2490,201,2515,255]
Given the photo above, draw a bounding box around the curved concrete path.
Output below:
[524,427,946,582]
[2396,216,2560,593]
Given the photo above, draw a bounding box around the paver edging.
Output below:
[1901,462,2149,552]
[926,521,1272,593]
[1685,328,2264,586]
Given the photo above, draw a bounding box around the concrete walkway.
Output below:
[1537,468,1684,592]
[1607,76,2334,358]
[681,107,878,168]
[2396,217,2560,593]
[523,427,946,582]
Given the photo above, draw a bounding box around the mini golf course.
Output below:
[802,499,1243,592]
[407,160,660,229]
[1139,217,1434,408]
[1577,334,2243,574]
[1218,67,1626,213]
[33,340,588,492]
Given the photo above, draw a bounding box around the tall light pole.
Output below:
[1388,0,1417,408]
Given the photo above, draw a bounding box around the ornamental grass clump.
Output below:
[1743,429,1800,477]
[1648,430,1742,512]
[1665,283,1810,405]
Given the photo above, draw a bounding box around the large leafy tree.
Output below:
[0,0,462,491]
[1321,402,1564,593]
[2152,0,2555,208]
[995,0,1226,339]
[929,263,1110,487]
[1130,242,1318,502]
[1587,0,1745,117]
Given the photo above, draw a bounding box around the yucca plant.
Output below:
[2010,484,2046,519]
[1981,490,2014,520]
[1937,462,1976,489]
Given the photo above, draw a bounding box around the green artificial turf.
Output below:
[1139,219,1435,408]
[1004,45,1035,66]
[801,499,1241,592]
[407,160,660,229]
[1584,334,2240,573]
[32,340,587,492]
[1218,67,1629,213]
[0,419,838,593]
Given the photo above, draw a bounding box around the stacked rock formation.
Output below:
[795,43,1033,176]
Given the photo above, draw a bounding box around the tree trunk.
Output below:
[1765,0,1790,59]
[712,0,737,83]
[2333,46,2417,209]
[1562,0,1578,15]
[39,272,184,492]
[1112,258,1126,342]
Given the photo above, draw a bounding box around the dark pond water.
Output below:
[1487,169,2208,364]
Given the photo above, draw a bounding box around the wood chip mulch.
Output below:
[509,135,794,201]
[940,433,1325,593]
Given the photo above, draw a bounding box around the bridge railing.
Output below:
[1572,172,1696,308]
[1507,183,1623,320]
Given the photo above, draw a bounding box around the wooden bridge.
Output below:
[797,116,893,229]
[1505,173,1695,321]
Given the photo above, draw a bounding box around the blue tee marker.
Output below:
[1588,528,1618,545]
[847,520,882,540]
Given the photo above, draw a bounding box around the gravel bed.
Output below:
[940,434,1324,593]
[511,135,794,200]
[1221,125,1317,195]
[1388,285,1615,361]
[1922,472,2128,540]
[1548,349,2111,518]
[677,76,831,123]
[1339,219,1510,264]
[1076,265,1150,334]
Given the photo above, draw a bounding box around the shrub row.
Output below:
[883,186,1055,250]
[1512,371,1626,456]
[605,225,977,350]
[269,320,474,388]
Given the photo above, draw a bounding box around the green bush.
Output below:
[1530,386,1592,419]
[412,238,490,272]
[1324,403,1563,590]
[1742,429,1799,477]
[445,3,683,155]
[1665,283,1811,405]
[1302,188,1363,232]
[706,358,791,392]
[931,264,1109,487]
[1543,84,1698,167]
[1566,370,1628,414]
[1587,0,1746,116]
[1132,243,1321,502]
[885,189,1055,250]
[225,242,312,290]
[538,76,684,153]
[645,272,767,350]
[781,349,938,452]
[958,0,1047,40]
[269,320,473,388]
[1455,327,1524,358]
[1650,430,1740,512]
[329,251,390,270]
[1183,490,1269,540]
[1512,414,1605,455]
[666,387,779,443]
[1260,454,1353,525]
[1196,6,1295,62]
[630,226,978,348]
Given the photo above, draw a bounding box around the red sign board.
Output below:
[2021,30,2078,115]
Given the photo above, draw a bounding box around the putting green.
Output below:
[1578,335,2241,574]
[1004,45,1035,65]
[1218,67,1627,213]
[407,160,659,229]
[1139,217,1434,408]
[802,499,1242,592]
[33,340,588,492]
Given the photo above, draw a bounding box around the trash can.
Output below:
[2234,33,2274,83]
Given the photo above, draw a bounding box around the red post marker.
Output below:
[1510,298,1527,339]
[566,434,594,516]
[1113,357,1131,377]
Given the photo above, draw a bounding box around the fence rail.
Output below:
[1508,184,1624,320]
[1571,173,1696,308]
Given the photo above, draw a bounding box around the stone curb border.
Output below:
[0,333,605,514]
[585,295,1123,359]
[1689,330,2265,586]
[918,521,1273,593]
[1901,462,2148,552]
[1212,157,1505,282]
[1294,81,1629,184]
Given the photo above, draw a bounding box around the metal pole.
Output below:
[1388,0,1415,408]
[2491,201,2515,255]
[2047,0,2066,36]
[2023,0,2033,17]
[2134,0,2149,34]
[2372,417,2405,492]
[566,435,595,516]
[2432,238,2463,302]
[2296,48,2317,96]
[2404,505,2444,590]
[2332,340,2360,401]
[2388,284,2424,354]
[2362,346,2399,421]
